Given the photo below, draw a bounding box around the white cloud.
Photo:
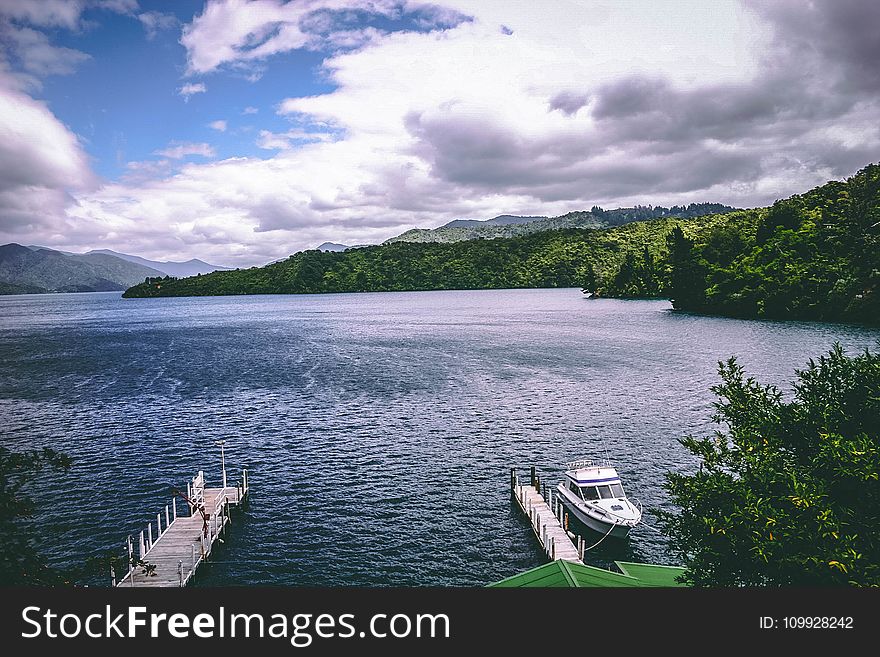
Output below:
[5,0,880,268]
[0,0,84,29]
[0,77,93,237]
[179,0,413,75]
[208,119,227,132]
[138,10,177,40]
[1,24,91,77]
[178,82,206,100]
[256,128,333,149]
[242,106,258,114]
[154,141,216,159]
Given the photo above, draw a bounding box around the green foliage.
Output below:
[124,210,737,299]
[674,163,880,324]
[0,447,73,585]
[384,203,734,245]
[124,163,879,326]
[658,344,880,586]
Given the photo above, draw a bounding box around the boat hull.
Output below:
[557,490,634,539]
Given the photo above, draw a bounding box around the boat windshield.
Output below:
[579,486,600,500]
[611,483,624,497]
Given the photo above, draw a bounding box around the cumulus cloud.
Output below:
[208,119,227,132]
[0,0,84,29]
[0,80,93,236]
[5,0,880,267]
[178,81,206,100]
[154,142,216,159]
[256,128,333,149]
[0,24,91,77]
[242,106,258,114]
[138,10,178,40]
[179,0,469,75]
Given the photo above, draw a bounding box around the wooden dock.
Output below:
[116,469,249,587]
[511,468,585,564]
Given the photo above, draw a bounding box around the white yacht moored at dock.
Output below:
[556,459,642,538]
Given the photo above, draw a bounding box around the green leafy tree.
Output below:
[580,262,598,294]
[665,226,706,310]
[658,344,880,586]
[0,447,73,585]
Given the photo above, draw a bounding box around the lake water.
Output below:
[1,289,878,586]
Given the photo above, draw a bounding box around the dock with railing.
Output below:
[116,468,249,587]
[511,467,587,564]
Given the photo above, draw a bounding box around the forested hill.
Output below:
[123,163,879,325]
[664,163,879,324]
[384,203,734,244]
[122,210,743,299]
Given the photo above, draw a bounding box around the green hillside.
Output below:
[384,203,734,244]
[123,163,879,325]
[122,210,740,298]
[0,244,164,294]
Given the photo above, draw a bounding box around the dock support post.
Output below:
[111,565,116,587]
[178,561,183,587]
[530,466,535,488]
[157,513,163,537]
[165,505,170,529]
[147,522,153,550]
[139,530,145,559]
[578,536,585,561]
[187,482,193,513]
[173,497,177,520]
[191,543,195,571]
[510,468,516,493]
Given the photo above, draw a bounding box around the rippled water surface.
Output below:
[1,289,878,585]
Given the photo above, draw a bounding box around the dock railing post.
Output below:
[157,513,163,537]
[147,522,153,550]
[530,466,535,488]
[166,505,171,529]
[139,530,145,558]
[178,560,183,587]
[173,497,178,520]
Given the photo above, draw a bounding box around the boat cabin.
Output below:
[564,461,627,501]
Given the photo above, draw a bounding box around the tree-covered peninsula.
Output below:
[124,164,879,325]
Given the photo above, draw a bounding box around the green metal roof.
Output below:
[489,560,688,588]
[614,561,688,587]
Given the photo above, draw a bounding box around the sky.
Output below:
[1,0,879,267]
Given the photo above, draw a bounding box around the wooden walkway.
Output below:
[511,468,585,564]
[117,469,249,587]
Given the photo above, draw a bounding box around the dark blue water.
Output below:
[1,289,878,586]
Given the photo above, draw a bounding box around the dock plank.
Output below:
[117,476,249,587]
[513,481,582,564]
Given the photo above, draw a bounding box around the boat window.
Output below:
[597,485,615,499]
[580,486,600,500]
[569,482,580,495]
[611,483,624,497]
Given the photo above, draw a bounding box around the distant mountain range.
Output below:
[85,249,231,278]
[384,204,736,244]
[0,244,230,295]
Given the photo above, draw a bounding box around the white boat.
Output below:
[556,459,642,538]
